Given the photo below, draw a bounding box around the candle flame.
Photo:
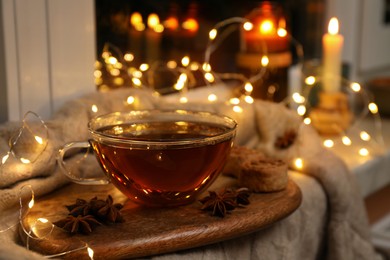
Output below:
[259,19,274,35]
[164,16,179,30]
[328,17,339,35]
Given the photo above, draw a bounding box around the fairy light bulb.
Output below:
[181,56,190,67]
[368,103,378,114]
[209,29,217,40]
[359,148,369,157]
[261,56,269,67]
[292,93,305,104]
[294,158,303,170]
[179,97,188,103]
[132,78,142,87]
[233,105,243,113]
[229,98,240,105]
[297,105,306,116]
[34,136,43,145]
[109,68,120,76]
[243,22,253,31]
[277,28,287,37]
[107,56,117,65]
[202,63,211,72]
[87,247,94,260]
[91,104,98,113]
[305,76,316,85]
[2,153,10,164]
[244,95,254,104]
[350,82,361,92]
[28,198,35,209]
[342,136,352,146]
[204,72,215,83]
[208,94,217,102]
[360,131,371,141]
[126,96,135,105]
[244,82,253,93]
[323,139,334,148]
[124,53,134,62]
[303,117,311,125]
[139,63,149,71]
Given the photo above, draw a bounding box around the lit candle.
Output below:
[129,12,145,60]
[322,17,344,92]
[145,13,164,64]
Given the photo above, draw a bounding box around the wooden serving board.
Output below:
[19,176,302,259]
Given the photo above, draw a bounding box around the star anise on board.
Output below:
[54,195,124,234]
[53,215,102,234]
[199,188,251,218]
[274,129,297,149]
[96,195,124,223]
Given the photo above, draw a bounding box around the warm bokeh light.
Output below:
[261,56,269,66]
[303,117,311,125]
[323,139,334,148]
[342,136,352,146]
[305,76,316,85]
[359,148,369,157]
[182,18,199,32]
[147,13,160,29]
[350,82,361,92]
[164,16,179,30]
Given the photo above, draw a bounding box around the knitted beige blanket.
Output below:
[0,88,379,259]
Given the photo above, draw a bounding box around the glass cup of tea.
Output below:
[57,109,237,207]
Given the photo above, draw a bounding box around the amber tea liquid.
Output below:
[91,121,234,207]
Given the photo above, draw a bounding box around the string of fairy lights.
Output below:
[0,15,386,259]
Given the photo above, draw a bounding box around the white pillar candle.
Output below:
[322,17,344,93]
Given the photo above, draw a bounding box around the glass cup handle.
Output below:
[57,141,110,185]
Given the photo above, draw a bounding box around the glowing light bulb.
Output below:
[277,28,287,37]
[28,198,35,209]
[229,98,240,105]
[233,105,243,113]
[243,22,253,31]
[126,96,135,104]
[208,94,217,102]
[38,218,49,223]
[204,72,215,83]
[139,63,149,71]
[107,56,117,65]
[261,56,269,67]
[297,105,306,116]
[179,97,188,103]
[305,76,316,85]
[359,148,369,157]
[368,103,378,114]
[350,82,361,92]
[209,29,217,40]
[292,93,305,103]
[360,131,371,141]
[244,82,253,93]
[91,105,98,113]
[303,117,311,125]
[323,139,334,148]
[124,53,134,62]
[132,78,142,87]
[342,136,352,146]
[34,136,43,145]
[294,158,303,170]
[87,247,94,260]
[181,56,190,67]
[259,19,274,35]
[244,95,254,104]
[202,63,211,72]
[1,153,9,164]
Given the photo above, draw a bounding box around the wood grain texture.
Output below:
[19,176,302,259]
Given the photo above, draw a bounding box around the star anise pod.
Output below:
[96,195,124,223]
[54,215,102,234]
[65,198,91,217]
[234,187,251,206]
[275,129,297,149]
[199,190,237,218]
